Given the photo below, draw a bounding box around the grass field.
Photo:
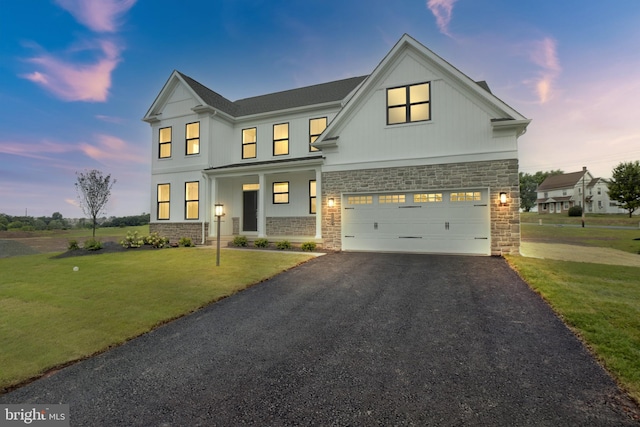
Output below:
[0,248,313,392]
[521,212,640,227]
[513,215,640,403]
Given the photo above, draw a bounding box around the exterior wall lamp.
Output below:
[499,192,508,206]
[214,203,225,266]
[327,198,335,225]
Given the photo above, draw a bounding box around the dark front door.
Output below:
[243,190,258,232]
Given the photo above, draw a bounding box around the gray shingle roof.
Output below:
[177,71,368,118]
[537,171,586,191]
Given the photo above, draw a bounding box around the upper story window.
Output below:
[242,127,257,159]
[157,184,170,220]
[186,122,200,155]
[387,82,430,125]
[309,117,327,152]
[185,181,199,220]
[273,181,289,204]
[159,127,171,158]
[273,123,289,156]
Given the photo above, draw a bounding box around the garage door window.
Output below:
[414,193,443,203]
[379,194,405,204]
[347,195,372,205]
[450,191,481,202]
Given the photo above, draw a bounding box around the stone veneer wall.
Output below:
[266,217,316,236]
[321,159,520,255]
[150,222,209,245]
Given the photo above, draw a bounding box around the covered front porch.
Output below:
[202,157,324,244]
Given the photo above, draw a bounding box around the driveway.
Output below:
[1,253,637,426]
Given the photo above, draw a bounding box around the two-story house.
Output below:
[143,34,530,255]
[536,168,626,214]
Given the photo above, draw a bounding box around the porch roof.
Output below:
[203,155,323,175]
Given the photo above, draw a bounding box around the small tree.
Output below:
[75,169,116,238]
[607,161,640,218]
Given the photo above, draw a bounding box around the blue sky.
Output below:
[1,0,639,218]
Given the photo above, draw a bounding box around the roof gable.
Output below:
[317,34,529,146]
[537,171,587,191]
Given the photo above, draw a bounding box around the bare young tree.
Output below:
[75,169,116,238]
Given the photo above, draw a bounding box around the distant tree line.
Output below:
[0,212,150,232]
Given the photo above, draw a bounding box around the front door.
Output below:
[243,190,258,232]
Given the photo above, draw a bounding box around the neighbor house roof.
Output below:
[537,171,587,191]
[177,71,368,117]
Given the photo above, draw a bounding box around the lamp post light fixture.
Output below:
[499,192,508,206]
[214,204,224,266]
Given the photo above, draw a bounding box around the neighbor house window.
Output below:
[387,82,430,125]
[157,184,170,220]
[273,123,289,156]
[309,180,317,214]
[242,127,257,159]
[159,127,171,158]
[309,117,327,152]
[186,122,200,155]
[185,181,199,219]
[273,182,289,204]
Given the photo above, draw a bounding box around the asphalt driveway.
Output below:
[1,253,637,426]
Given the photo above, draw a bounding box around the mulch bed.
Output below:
[51,242,176,259]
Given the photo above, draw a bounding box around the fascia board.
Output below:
[142,71,208,122]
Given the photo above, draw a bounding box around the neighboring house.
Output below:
[143,34,530,256]
[536,168,628,214]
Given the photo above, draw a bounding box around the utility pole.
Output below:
[581,166,586,228]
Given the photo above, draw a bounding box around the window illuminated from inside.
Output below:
[185,181,199,219]
[242,127,257,159]
[379,194,405,204]
[309,180,317,213]
[387,82,430,125]
[242,183,260,191]
[186,122,200,155]
[273,181,289,204]
[450,191,481,202]
[159,127,171,158]
[157,184,170,220]
[414,193,443,203]
[347,195,373,205]
[273,123,289,156]
[309,117,327,152]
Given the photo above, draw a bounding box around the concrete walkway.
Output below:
[520,242,640,267]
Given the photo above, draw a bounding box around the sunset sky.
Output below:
[1,0,639,218]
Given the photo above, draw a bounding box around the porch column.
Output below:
[315,167,322,239]
[210,176,218,237]
[257,173,266,237]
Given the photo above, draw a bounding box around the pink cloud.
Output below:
[525,37,561,104]
[54,0,137,33]
[427,0,457,37]
[21,40,121,102]
[80,134,147,164]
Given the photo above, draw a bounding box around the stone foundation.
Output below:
[150,222,209,245]
[266,216,316,236]
[321,159,520,255]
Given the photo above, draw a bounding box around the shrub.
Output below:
[568,206,582,217]
[232,235,248,247]
[120,231,144,248]
[178,237,194,247]
[68,239,80,251]
[83,238,103,251]
[276,240,292,250]
[301,241,317,252]
[254,238,269,248]
[145,232,169,248]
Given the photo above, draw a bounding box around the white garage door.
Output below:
[342,189,490,255]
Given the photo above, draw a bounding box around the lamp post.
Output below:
[215,204,224,266]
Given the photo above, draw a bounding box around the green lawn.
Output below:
[0,248,313,392]
[522,223,640,254]
[521,212,640,227]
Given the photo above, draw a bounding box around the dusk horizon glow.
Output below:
[2,0,639,218]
